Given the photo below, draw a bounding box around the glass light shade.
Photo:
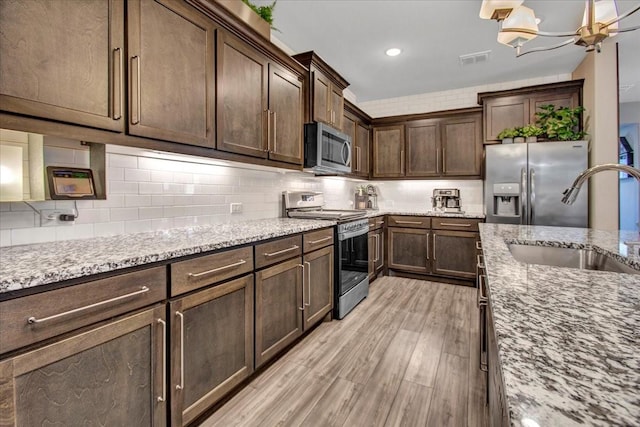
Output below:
[497,6,539,47]
[582,0,618,30]
[479,0,524,19]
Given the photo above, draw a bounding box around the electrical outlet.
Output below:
[40,209,76,226]
[230,203,243,214]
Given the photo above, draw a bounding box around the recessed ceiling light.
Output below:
[385,48,402,57]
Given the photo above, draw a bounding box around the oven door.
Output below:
[338,227,369,296]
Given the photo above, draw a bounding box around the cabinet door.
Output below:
[432,230,478,279]
[217,31,268,158]
[330,85,344,130]
[0,0,124,132]
[529,90,580,124]
[355,122,370,177]
[373,125,405,177]
[387,227,430,274]
[128,0,215,147]
[170,274,253,426]
[303,246,334,330]
[441,114,482,177]
[312,69,331,125]
[268,63,303,164]
[255,257,303,367]
[484,95,529,142]
[406,119,440,177]
[0,306,166,426]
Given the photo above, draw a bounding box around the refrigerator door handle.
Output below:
[520,168,528,225]
[530,168,536,224]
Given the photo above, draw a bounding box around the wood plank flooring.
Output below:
[202,277,487,427]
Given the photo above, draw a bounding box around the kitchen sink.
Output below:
[507,244,639,275]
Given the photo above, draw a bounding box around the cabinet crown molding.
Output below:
[477,79,584,105]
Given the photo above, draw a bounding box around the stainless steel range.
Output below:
[284,191,369,319]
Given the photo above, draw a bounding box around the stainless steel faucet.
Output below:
[561,163,640,205]
[562,163,640,255]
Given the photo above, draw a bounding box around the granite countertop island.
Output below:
[0,218,336,296]
[479,223,640,427]
[363,209,485,219]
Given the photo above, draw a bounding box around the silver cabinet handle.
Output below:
[530,168,536,224]
[327,110,332,124]
[477,274,488,306]
[479,304,488,372]
[426,232,430,261]
[442,148,447,173]
[400,149,405,174]
[432,234,437,260]
[297,264,305,311]
[304,261,311,307]
[395,220,423,225]
[356,146,361,172]
[175,311,184,391]
[112,47,122,120]
[309,236,332,245]
[376,220,384,225]
[27,286,149,324]
[477,254,484,269]
[264,245,299,257]
[187,259,247,278]
[157,318,167,402]
[436,148,440,174]
[270,110,277,153]
[131,56,141,125]
[476,241,482,250]
[265,109,271,152]
[373,234,380,262]
[439,222,472,227]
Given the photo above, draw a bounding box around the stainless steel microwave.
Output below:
[304,123,352,174]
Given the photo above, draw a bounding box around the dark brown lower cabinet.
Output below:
[432,230,478,279]
[488,304,509,426]
[387,227,430,274]
[303,245,333,330]
[0,305,166,426]
[255,257,303,368]
[169,274,254,426]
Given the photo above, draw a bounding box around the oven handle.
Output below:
[338,227,369,241]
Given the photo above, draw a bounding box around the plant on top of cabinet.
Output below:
[535,104,587,141]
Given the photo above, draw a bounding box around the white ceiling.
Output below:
[256,0,640,104]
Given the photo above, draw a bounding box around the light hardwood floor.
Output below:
[202,277,487,427]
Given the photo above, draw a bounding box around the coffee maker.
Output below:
[432,188,463,213]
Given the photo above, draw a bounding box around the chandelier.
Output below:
[479,0,640,56]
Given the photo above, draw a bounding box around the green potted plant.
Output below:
[520,124,544,143]
[513,127,525,144]
[242,0,277,29]
[496,127,518,144]
[535,104,587,141]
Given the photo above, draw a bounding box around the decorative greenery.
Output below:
[520,124,543,138]
[242,0,277,27]
[535,104,587,141]
[497,127,518,140]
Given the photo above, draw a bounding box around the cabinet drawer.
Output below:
[432,218,481,231]
[303,228,334,253]
[171,246,253,296]
[368,216,385,230]
[255,235,302,269]
[0,267,166,354]
[388,215,430,229]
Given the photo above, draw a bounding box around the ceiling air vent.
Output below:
[459,50,491,66]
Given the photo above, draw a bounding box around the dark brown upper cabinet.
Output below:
[373,109,482,179]
[344,100,372,178]
[217,31,303,165]
[128,0,216,148]
[0,0,125,132]
[293,51,349,131]
[478,80,583,143]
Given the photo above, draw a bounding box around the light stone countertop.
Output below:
[0,218,335,296]
[479,223,640,427]
[361,209,486,219]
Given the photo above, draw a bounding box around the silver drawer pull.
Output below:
[477,275,488,306]
[264,245,299,257]
[476,241,482,250]
[477,254,485,269]
[309,236,332,244]
[27,286,150,324]
[176,311,184,391]
[187,259,247,278]
[157,318,167,402]
[395,220,422,225]
[376,221,384,225]
[440,222,472,227]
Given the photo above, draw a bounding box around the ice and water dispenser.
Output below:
[492,183,520,217]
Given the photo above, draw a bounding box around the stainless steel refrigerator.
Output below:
[485,141,588,227]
